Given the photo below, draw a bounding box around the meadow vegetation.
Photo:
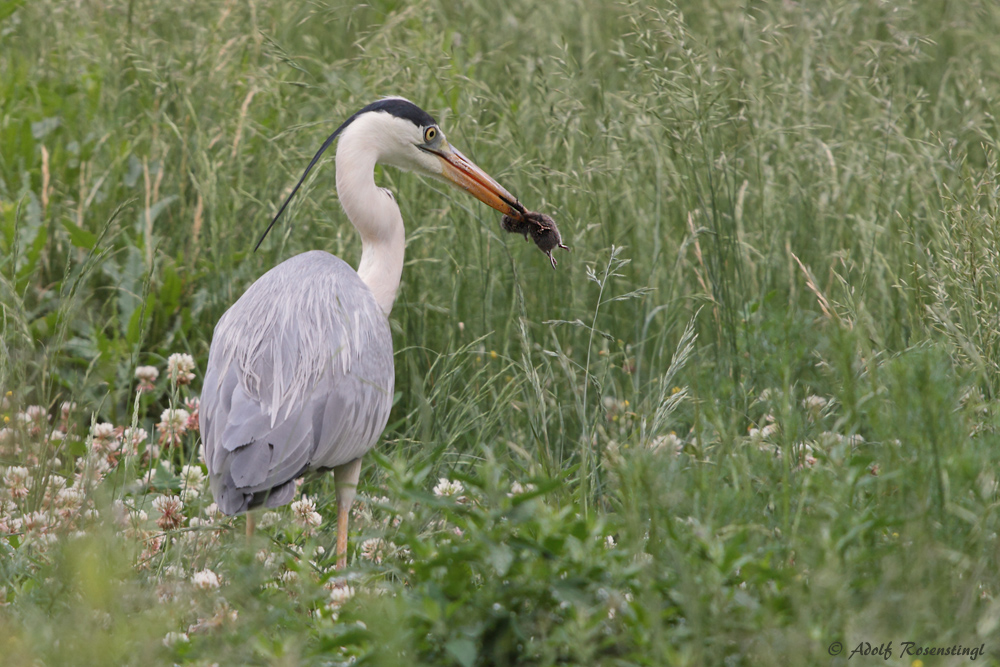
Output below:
[2,0,1000,664]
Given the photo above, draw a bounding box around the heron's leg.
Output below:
[333,458,363,570]
[246,511,256,539]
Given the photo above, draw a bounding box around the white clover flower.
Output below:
[162,631,189,648]
[152,494,185,530]
[140,467,158,488]
[138,535,164,566]
[18,406,48,436]
[21,510,50,533]
[649,432,684,455]
[3,466,31,499]
[25,405,48,421]
[152,494,183,515]
[605,535,617,549]
[181,465,206,490]
[55,486,86,512]
[78,452,111,478]
[179,487,200,504]
[359,537,392,564]
[433,477,464,497]
[60,401,77,418]
[90,422,120,454]
[167,353,196,385]
[91,422,116,441]
[279,570,299,584]
[135,366,159,392]
[121,427,148,456]
[45,474,67,495]
[158,409,190,430]
[203,503,223,521]
[191,569,220,590]
[157,409,190,448]
[116,503,149,530]
[291,496,322,532]
[256,549,277,568]
[508,481,537,497]
[92,455,112,475]
[792,442,818,469]
[802,395,828,413]
[327,583,355,608]
[184,397,200,432]
[258,511,280,529]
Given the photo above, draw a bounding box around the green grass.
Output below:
[3,0,1000,664]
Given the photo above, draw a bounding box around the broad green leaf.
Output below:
[61,220,98,250]
[444,637,477,667]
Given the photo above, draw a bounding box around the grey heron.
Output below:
[201,98,527,568]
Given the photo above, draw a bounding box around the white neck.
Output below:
[335,116,406,315]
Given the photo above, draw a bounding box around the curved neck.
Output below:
[335,121,405,315]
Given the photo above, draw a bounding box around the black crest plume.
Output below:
[254,99,437,252]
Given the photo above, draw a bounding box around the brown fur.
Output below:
[501,210,570,268]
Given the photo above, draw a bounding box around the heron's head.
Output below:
[350,98,525,219]
[256,97,526,251]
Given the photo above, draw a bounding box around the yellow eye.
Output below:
[424,126,438,143]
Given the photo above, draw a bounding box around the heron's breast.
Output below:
[214,251,394,412]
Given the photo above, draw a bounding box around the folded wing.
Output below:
[201,251,394,515]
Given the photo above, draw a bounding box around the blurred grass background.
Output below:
[3,0,1000,664]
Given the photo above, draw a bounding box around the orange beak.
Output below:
[425,144,527,219]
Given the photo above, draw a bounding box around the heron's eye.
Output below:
[423,126,438,143]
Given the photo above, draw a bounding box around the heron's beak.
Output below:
[425,143,526,218]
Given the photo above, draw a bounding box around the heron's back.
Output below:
[201,250,394,515]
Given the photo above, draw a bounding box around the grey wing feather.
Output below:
[201,251,394,515]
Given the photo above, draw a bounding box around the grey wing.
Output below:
[200,251,394,515]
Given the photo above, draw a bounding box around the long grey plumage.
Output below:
[201,250,394,515]
[199,98,528,569]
